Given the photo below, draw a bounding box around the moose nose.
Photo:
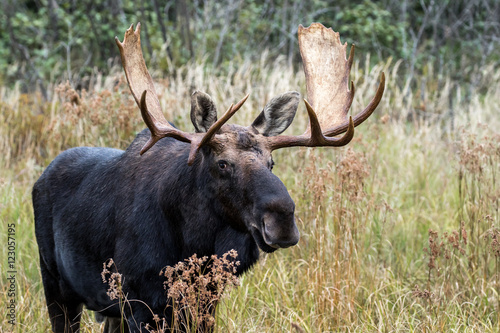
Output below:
[252,167,299,248]
[261,208,300,248]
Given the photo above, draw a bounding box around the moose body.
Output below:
[34,124,299,332]
[34,23,384,332]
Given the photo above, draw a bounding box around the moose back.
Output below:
[33,23,384,332]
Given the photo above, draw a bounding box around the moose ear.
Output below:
[251,91,300,137]
[190,91,218,133]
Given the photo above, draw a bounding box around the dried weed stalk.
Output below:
[337,147,370,203]
[160,250,240,331]
[101,259,125,301]
[297,147,371,326]
[485,223,500,258]
[422,226,467,296]
[101,251,240,332]
[457,130,499,266]
[412,284,433,300]
[52,80,137,147]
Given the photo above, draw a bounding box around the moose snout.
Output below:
[252,169,300,249]
[261,208,300,248]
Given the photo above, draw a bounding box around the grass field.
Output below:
[1,57,499,332]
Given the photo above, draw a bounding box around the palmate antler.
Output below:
[266,23,385,150]
[117,23,383,164]
[115,23,248,165]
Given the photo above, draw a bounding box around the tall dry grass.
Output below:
[0,56,499,332]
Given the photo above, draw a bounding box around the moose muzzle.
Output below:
[250,169,299,250]
[261,209,299,248]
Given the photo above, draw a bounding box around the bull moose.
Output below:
[33,23,384,332]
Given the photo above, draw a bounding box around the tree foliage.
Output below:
[1,0,499,96]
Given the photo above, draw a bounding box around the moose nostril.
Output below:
[262,211,299,248]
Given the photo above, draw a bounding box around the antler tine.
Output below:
[139,90,194,154]
[199,94,249,148]
[324,72,385,137]
[305,100,355,146]
[116,23,194,155]
[266,100,355,151]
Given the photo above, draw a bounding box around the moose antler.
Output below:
[267,23,385,150]
[116,23,248,164]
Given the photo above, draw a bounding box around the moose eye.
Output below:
[218,160,228,170]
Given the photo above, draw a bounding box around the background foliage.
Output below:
[2,0,500,98]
